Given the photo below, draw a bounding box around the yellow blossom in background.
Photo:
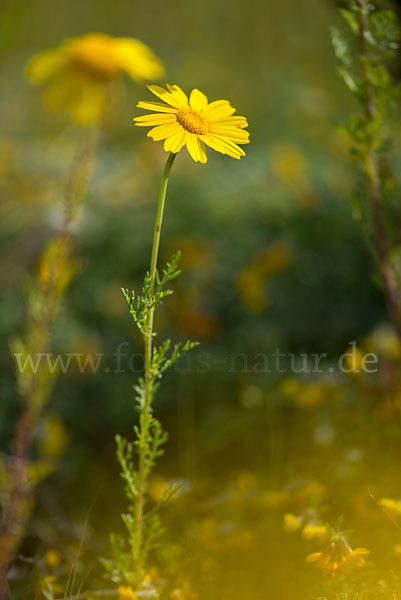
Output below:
[283,512,303,532]
[39,413,70,458]
[43,548,62,569]
[270,142,317,209]
[294,480,328,506]
[166,237,214,272]
[302,523,328,542]
[260,242,293,276]
[134,84,249,163]
[280,377,303,398]
[236,242,292,314]
[118,586,137,600]
[236,264,268,313]
[272,143,308,185]
[379,497,401,518]
[306,545,369,577]
[38,575,63,598]
[253,489,291,510]
[343,345,363,374]
[297,383,327,408]
[142,567,159,585]
[148,474,169,504]
[235,471,257,495]
[27,34,164,124]
[366,325,401,360]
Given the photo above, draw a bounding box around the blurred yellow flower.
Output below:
[260,242,293,276]
[272,143,308,185]
[280,377,303,398]
[40,413,69,458]
[283,512,303,532]
[148,475,169,504]
[27,34,164,124]
[379,497,401,518]
[253,490,291,511]
[142,567,159,585]
[43,548,62,569]
[297,383,327,408]
[134,84,249,163]
[294,480,328,506]
[366,325,401,360]
[236,264,267,314]
[271,142,317,209]
[302,523,328,542]
[306,545,369,577]
[118,586,137,600]
[344,345,363,374]
[39,575,63,597]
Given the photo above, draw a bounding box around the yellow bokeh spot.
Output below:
[283,512,303,532]
[118,586,137,600]
[44,548,62,569]
[379,497,401,518]
[302,523,328,542]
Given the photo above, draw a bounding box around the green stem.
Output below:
[134,151,176,562]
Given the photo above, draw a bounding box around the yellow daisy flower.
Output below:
[27,33,164,125]
[134,84,249,163]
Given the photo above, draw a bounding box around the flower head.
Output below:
[27,34,164,125]
[134,84,249,163]
[306,542,369,577]
[283,512,303,533]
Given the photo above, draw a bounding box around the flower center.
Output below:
[176,108,208,135]
[69,34,121,80]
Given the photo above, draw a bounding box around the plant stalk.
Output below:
[134,151,176,560]
[358,0,401,341]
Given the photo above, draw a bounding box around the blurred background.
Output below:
[2,0,401,598]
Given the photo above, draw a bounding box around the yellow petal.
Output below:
[306,552,322,564]
[166,84,189,106]
[43,70,83,113]
[71,79,107,125]
[26,49,67,83]
[136,100,176,113]
[163,128,186,153]
[214,115,248,127]
[114,38,164,81]
[134,113,176,126]
[185,132,207,164]
[147,85,187,109]
[201,133,244,159]
[147,122,182,141]
[204,100,236,121]
[208,125,250,143]
[189,88,208,111]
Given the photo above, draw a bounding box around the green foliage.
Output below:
[331,0,401,337]
[331,1,400,151]
[102,253,198,587]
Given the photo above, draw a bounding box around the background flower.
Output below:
[27,34,164,124]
